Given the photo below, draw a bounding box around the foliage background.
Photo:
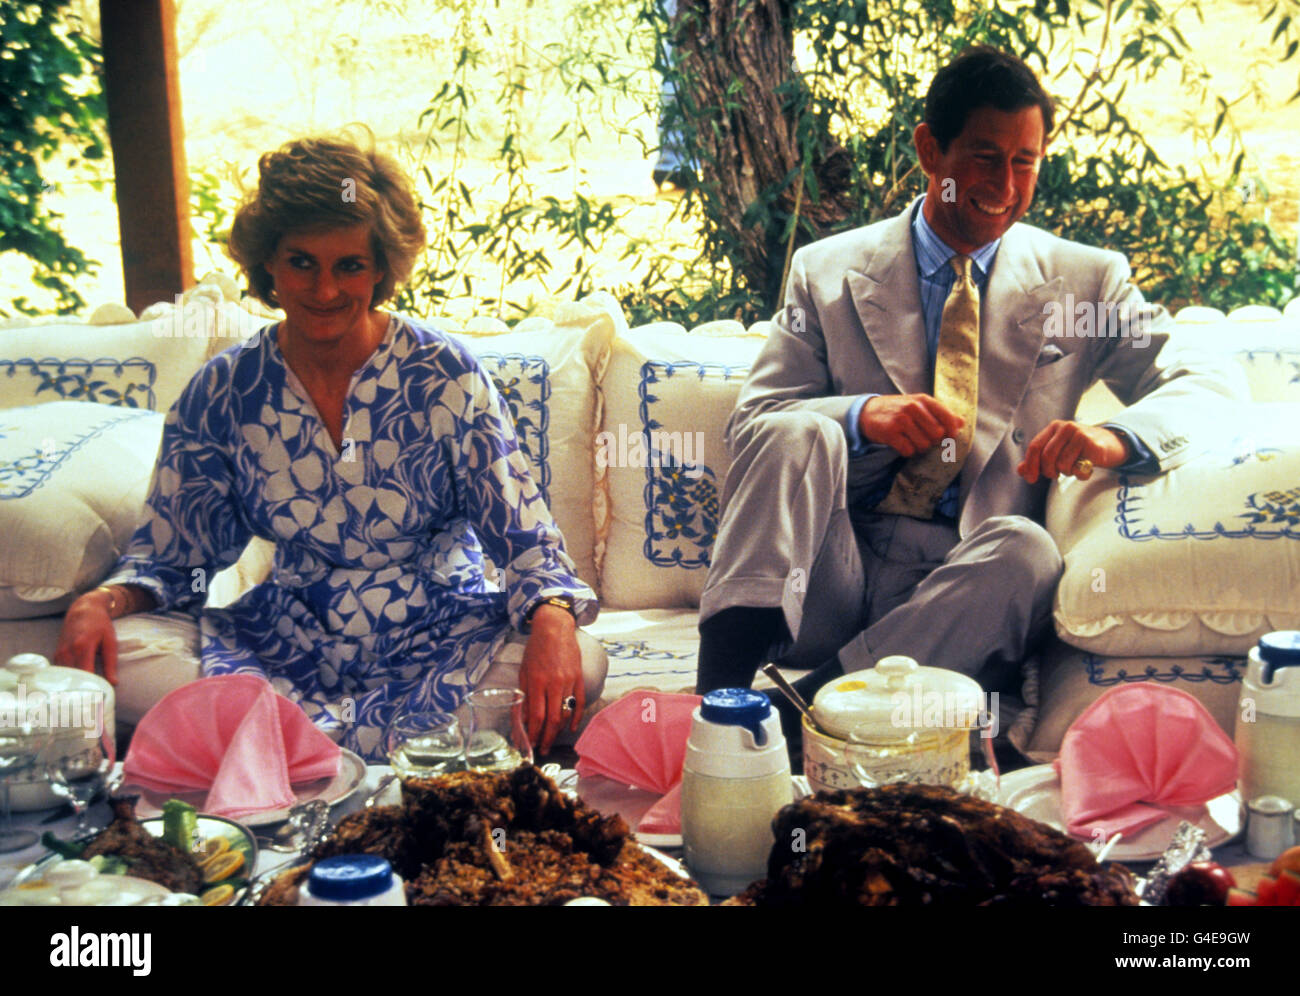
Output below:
[0,0,105,316]
[0,0,1296,324]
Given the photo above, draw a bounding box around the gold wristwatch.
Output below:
[526,595,576,626]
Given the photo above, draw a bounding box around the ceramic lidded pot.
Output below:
[803,655,984,795]
[0,653,115,811]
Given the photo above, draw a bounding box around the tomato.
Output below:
[1275,869,1300,906]
[1268,845,1300,880]
[1257,876,1278,905]
[1165,861,1238,906]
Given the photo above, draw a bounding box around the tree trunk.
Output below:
[670,0,855,310]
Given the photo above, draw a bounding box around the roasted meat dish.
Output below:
[80,795,204,895]
[728,783,1139,906]
[261,764,706,906]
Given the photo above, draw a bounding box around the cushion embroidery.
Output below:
[0,408,157,499]
[1085,654,1245,686]
[0,357,157,409]
[637,360,745,570]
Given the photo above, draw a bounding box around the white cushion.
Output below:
[598,322,765,608]
[0,402,164,618]
[1167,309,1300,403]
[1021,640,1244,761]
[440,298,617,592]
[1048,403,1300,656]
[0,298,263,414]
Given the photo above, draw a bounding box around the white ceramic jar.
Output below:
[803,655,984,795]
[0,654,115,811]
[681,689,792,897]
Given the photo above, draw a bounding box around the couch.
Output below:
[3,274,1298,757]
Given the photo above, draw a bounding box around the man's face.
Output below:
[914,104,1045,254]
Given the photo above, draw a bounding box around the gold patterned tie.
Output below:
[875,254,980,519]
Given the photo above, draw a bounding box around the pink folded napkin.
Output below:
[575,691,701,835]
[1054,684,1237,840]
[123,674,342,820]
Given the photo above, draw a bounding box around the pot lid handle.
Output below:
[875,655,918,691]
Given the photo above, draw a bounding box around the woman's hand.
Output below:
[517,605,584,757]
[55,589,119,684]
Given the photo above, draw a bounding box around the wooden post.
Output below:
[100,0,193,313]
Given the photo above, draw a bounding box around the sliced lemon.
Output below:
[200,883,236,906]
[198,836,231,861]
[200,850,245,882]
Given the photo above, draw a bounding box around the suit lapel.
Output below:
[847,205,929,396]
[961,224,1061,508]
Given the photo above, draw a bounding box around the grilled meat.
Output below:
[728,783,1139,906]
[80,795,204,895]
[264,764,702,906]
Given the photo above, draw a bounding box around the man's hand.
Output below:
[517,605,584,757]
[55,590,119,684]
[859,393,964,457]
[1018,421,1129,484]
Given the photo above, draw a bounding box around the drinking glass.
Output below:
[46,697,115,836]
[463,688,532,771]
[384,710,465,778]
[0,718,52,853]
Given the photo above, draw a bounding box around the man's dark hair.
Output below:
[924,46,1055,151]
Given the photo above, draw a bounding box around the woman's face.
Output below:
[264,223,384,345]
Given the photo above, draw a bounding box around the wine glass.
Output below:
[463,688,532,771]
[0,718,53,853]
[384,710,465,778]
[46,696,114,836]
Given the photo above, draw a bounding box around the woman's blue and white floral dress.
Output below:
[107,315,596,760]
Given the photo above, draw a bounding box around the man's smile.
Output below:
[972,199,1012,216]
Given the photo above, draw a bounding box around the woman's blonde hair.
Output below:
[227,132,426,308]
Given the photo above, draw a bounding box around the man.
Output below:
[694,46,1234,727]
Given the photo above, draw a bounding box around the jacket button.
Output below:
[1012,428,1025,445]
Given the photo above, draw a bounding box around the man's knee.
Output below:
[973,515,1063,593]
[733,410,846,463]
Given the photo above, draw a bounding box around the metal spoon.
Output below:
[257,799,330,853]
[761,663,832,736]
[363,773,398,809]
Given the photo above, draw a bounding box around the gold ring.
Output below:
[562,696,578,712]
[1072,458,1094,480]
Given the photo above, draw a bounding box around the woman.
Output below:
[55,135,604,760]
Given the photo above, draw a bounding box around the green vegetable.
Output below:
[162,799,198,852]
[40,831,85,860]
[88,854,128,876]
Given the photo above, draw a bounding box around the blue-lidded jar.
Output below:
[681,689,792,897]
[298,855,407,906]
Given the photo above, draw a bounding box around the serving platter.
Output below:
[118,748,367,827]
[995,764,1243,862]
[8,813,257,906]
